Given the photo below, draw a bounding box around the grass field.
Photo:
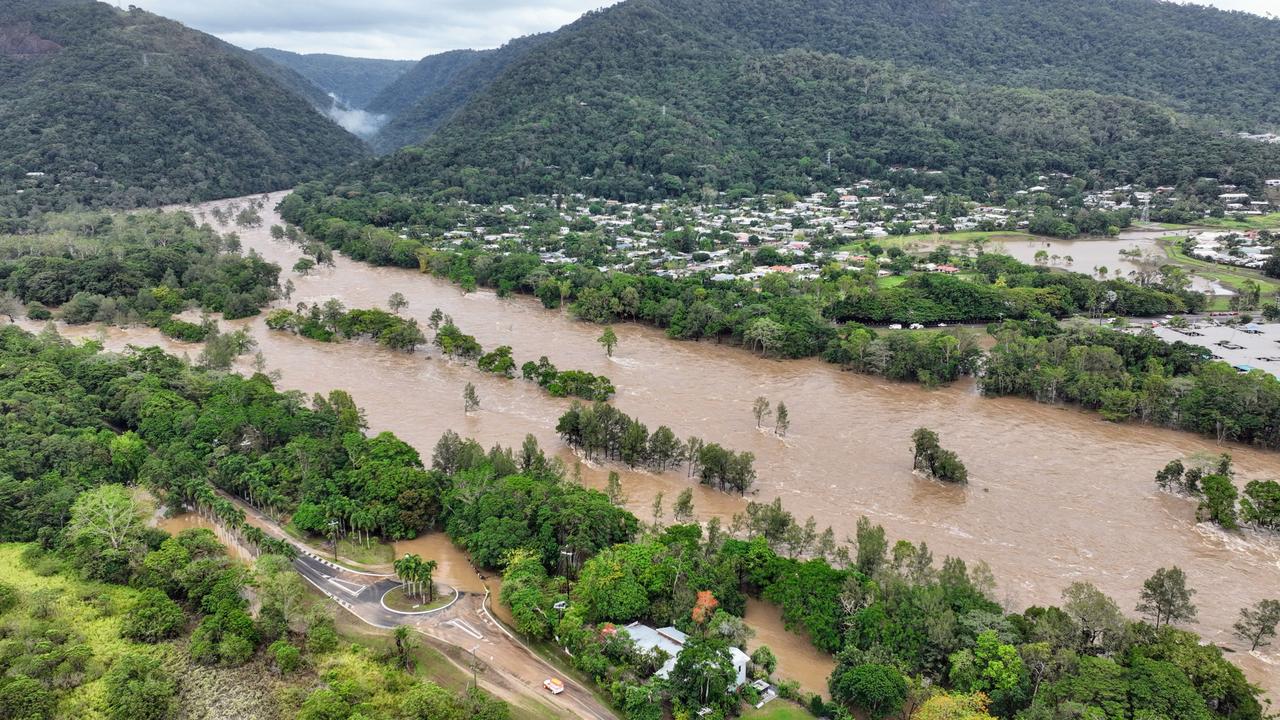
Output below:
[283,522,396,568]
[381,584,452,612]
[1193,213,1280,231]
[742,700,816,720]
[0,544,159,718]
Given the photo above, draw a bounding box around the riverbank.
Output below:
[24,191,1280,701]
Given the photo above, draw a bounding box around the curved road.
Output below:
[219,492,616,720]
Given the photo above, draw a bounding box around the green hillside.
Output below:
[254,47,414,109]
[0,0,367,216]
[325,0,1280,200]
[368,35,549,153]
[366,48,487,117]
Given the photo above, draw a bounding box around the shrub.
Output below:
[120,589,185,643]
[158,318,209,342]
[269,640,301,674]
[103,653,175,720]
[218,633,255,666]
[0,582,17,615]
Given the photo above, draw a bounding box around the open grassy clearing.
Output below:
[1194,213,1280,231]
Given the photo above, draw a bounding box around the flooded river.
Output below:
[30,194,1280,698]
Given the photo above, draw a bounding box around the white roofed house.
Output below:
[624,623,750,689]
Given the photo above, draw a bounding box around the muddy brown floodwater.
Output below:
[29,193,1280,700]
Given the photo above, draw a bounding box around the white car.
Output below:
[544,678,565,695]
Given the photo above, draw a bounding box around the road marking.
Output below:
[327,577,364,596]
[446,618,484,640]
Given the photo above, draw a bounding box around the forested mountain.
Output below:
[253,47,414,108]
[330,0,1280,199]
[0,0,367,215]
[368,35,550,153]
[659,0,1280,128]
[366,48,488,117]
[241,49,338,111]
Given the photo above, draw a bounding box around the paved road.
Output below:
[215,492,617,720]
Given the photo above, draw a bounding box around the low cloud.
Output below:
[125,0,615,59]
[324,98,389,138]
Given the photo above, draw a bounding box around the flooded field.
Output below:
[928,228,1231,295]
[27,193,1280,699]
[743,598,836,697]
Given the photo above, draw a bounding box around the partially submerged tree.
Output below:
[911,428,968,483]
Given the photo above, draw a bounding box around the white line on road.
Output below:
[327,577,365,596]
[446,618,484,640]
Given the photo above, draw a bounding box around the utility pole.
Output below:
[470,644,480,690]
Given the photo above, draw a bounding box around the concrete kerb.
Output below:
[380,583,459,615]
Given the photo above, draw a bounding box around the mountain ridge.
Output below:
[0,0,368,216]
[253,47,415,109]
[335,0,1280,200]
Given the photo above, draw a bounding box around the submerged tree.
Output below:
[463,383,480,414]
[774,401,790,437]
[388,292,408,314]
[673,488,695,523]
[598,326,618,357]
[1234,599,1280,651]
[911,427,968,483]
[752,396,772,428]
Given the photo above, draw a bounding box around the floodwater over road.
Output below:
[30,194,1280,699]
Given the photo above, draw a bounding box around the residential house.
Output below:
[624,623,750,689]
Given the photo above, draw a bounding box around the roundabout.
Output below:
[380,583,459,615]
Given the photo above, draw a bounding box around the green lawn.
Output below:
[876,274,908,288]
[283,522,395,568]
[1194,213,1280,231]
[742,700,816,720]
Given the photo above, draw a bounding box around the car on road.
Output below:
[544,678,565,695]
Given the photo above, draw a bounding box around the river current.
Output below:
[28,193,1280,698]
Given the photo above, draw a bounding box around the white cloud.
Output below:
[122,0,1276,60]
[123,0,614,59]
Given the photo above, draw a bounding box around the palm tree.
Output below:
[395,554,426,601]
[420,559,438,602]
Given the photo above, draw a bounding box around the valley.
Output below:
[25,192,1280,704]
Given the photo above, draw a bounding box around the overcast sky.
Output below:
[122,0,1276,60]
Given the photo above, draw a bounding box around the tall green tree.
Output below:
[1136,566,1197,629]
[1233,599,1280,651]
[598,326,618,357]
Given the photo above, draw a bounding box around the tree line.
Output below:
[1155,454,1280,532]
[555,402,757,495]
[266,299,427,351]
[0,209,280,329]
[983,316,1280,447]
[277,192,1200,377]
